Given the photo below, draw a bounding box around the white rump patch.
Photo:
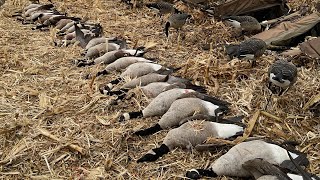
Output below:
[202,100,219,116]
[123,113,130,120]
[211,122,243,139]
[149,63,163,71]
[266,143,299,163]
[287,173,304,180]
[107,83,113,90]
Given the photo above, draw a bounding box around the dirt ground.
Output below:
[0,0,319,179]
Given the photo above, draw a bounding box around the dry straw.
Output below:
[0,0,319,179]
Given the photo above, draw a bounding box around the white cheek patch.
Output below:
[107,83,113,90]
[102,90,109,95]
[123,113,130,120]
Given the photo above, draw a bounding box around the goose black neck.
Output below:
[106,89,129,96]
[134,124,162,136]
[110,77,122,85]
[96,70,109,77]
[137,144,170,163]
[186,169,217,179]
[129,111,143,119]
[164,22,170,37]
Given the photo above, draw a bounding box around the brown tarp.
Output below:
[214,0,287,17]
[253,13,320,46]
[300,37,320,59]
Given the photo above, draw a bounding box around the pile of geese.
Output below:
[12,1,319,180]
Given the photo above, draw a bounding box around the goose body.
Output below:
[28,12,54,22]
[79,49,145,68]
[268,60,297,89]
[225,38,267,67]
[55,19,73,30]
[120,88,223,120]
[120,62,165,79]
[137,120,244,162]
[135,97,229,136]
[85,37,109,50]
[146,2,179,17]
[100,73,206,102]
[121,88,197,121]
[165,13,191,37]
[24,4,54,18]
[23,4,41,12]
[84,42,120,59]
[59,21,75,33]
[85,37,126,51]
[223,16,261,34]
[74,23,103,48]
[64,29,92,40]
[96,57,153,76]
[121,73,168,89]
[186,140,309,179]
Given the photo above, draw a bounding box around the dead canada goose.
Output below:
[100,72,206,101]
[225,38,267,67]
[86,56,152,78]
[33,16,81,30]
[102,79,205,105]
[268,59,298,96]
[83,42,120,59]
[134,97,230,136]
[54,19,74,30]
[137,120,244,163]
[58,21,75,33]
[222,16,261,35]
[62,22,101,35]
[165,13,192,37]
[100,62,175,92]
[119,88,228,121]
[77,48,145,68]
[74,22,103,48]
[23,4,54,18]
[186,140,310,179]
[85,37,126,51]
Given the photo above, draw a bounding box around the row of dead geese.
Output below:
[12,1,318,180]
